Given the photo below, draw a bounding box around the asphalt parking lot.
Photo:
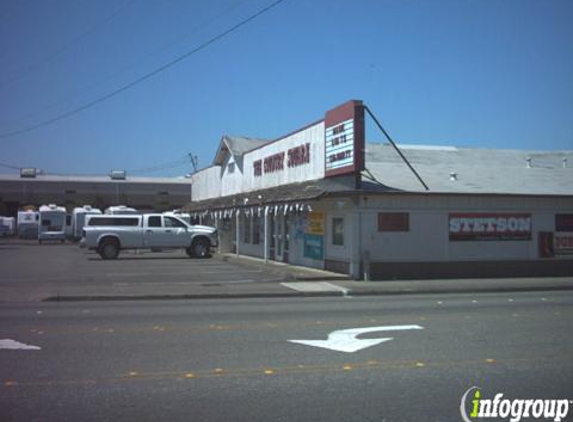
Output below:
[0,239,297,302]
[2,238,572,303]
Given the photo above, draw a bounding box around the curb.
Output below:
[41,291,336,302]
[40,283,573,302]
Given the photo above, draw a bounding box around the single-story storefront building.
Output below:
[185,100,573,279]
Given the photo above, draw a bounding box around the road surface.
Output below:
[1,291,572,421]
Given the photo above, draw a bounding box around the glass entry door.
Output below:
[269,214,290,262]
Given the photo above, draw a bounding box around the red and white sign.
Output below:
[449,213,532,241]
[324,100,365,178]
[555,233,573,255]
[253,143,310,177]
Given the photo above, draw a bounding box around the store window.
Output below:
[332,217,344,246]
[252,216,260,245]
[243,214,251,244]
[378,212,409,232]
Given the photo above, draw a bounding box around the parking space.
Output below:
[0,239,288,302]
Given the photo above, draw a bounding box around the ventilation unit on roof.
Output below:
[109,170,126,180]
[20,168,37,178]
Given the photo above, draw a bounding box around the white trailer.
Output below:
[38,204,67,243]
[17,210,39,239]
[72,205,102,240]
[0,217,15,236]
[104,205,138,215]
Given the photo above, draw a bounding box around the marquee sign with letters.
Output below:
[449,213,532,241]
[324,100,365,178]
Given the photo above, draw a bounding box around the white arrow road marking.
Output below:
[0,339,41,350]
[289,325,424,353]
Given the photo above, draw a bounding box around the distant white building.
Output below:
[187,100,573,279]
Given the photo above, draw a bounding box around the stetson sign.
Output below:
[449,213,532,241]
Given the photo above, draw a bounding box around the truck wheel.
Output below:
[191,238,210,259]
[99,239,119,260]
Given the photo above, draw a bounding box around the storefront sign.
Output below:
[287,143,310,167]
[324,100,365,178]
[538,232,573,257]
[304,234,324,260]
[556,214,573,232]
[449,213,532,241]
[306,212,325,235]
[555,233,573,255]
[253,144,310,177]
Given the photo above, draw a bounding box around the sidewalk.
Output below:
[42,253,573,302]
[40,276,573,302]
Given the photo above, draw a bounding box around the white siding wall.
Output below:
[360,195,573,263]
[191,166,221,201]
[191,122,326,201]
[221,155,243,197]
[242,122,326,192]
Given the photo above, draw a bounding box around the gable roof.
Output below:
[212,136,271,166]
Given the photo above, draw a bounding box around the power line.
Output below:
[127,157,190,175]
[1,0,139,89]
[1,0,249,129]
[0,0,288,140]
[0,161,22,170]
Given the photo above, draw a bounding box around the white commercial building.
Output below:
[187,100,573,279]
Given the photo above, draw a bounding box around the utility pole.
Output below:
[188,154,198,173]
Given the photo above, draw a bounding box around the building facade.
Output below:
[0,174,192,217]
[186,100,573,279]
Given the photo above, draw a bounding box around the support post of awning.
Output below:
[235,210,240,257]
[264,206,269,263]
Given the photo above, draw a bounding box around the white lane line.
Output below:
[0,339,41,350]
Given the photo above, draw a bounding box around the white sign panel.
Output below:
[325,118,355,172]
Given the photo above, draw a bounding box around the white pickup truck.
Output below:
[82,214,218,260]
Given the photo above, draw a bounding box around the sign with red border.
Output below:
[324,100,365,178]
[449,213,532,241]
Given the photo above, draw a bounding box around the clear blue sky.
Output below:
[1,0,572,177]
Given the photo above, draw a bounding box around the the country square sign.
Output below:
[449,213,532,241]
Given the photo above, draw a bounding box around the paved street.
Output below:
[1,292,572,422]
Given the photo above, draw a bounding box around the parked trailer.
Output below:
[38,204,67,243]
[104,205,138,215]
[72,205,102,240]
[17,210,39,239]
[0,217,15,237]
